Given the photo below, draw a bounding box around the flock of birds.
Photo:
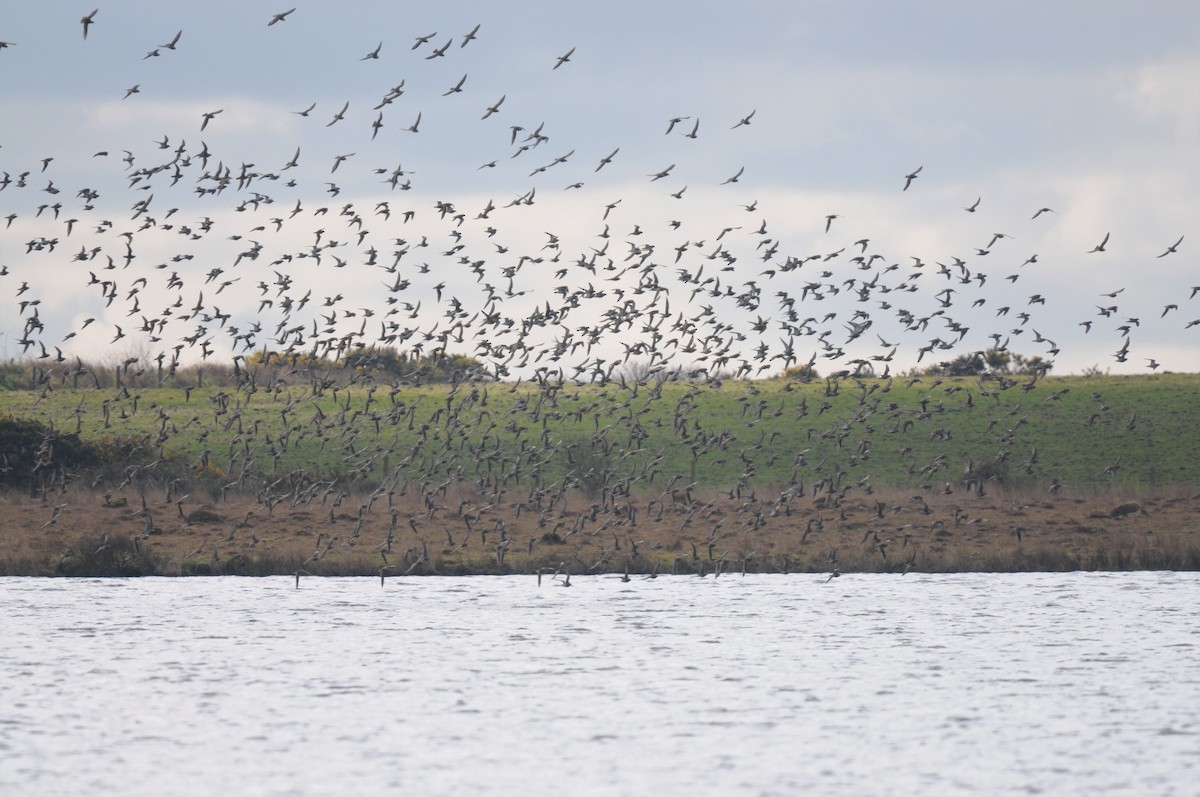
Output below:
[2,8,1197,581]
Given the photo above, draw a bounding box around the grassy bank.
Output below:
[2,372,1198,491]
[1,370,1197,576]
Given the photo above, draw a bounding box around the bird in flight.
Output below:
[594,147,619,173]
[268,8,295,26]
[902,166,922,191]
[964,197,981,212]
[648,164,675,182]
[1087,232,1110,253]
[481,95,505,119]
[553,46,575,69]
[361,42,382,61]
[1032,207,1055,219]
[665,116,689,135]
[200,109,222,131]
[731,110,756,129]
[81,9,98,40]
[1156,235,1184,258]
[326,100,349,127]
[160,30,182,50]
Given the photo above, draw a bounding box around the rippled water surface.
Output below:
[2,573,1198,796]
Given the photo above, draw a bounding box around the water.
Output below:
[2,573,1197,796]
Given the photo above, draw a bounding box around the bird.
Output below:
[902,166,922,191]
[721,166,744,185]
[361,41,382,60]
[594,147,619,172]
[1156,235,1184,258]
[326,100,349,127]
[424,38,452,59]
[481,95,506,119]
[80,9,98,40]
[1032,207,1055,219]
[553,46,575,69]
[731,110,756,129]
[1087,232,1110,253]
[268,8,295,26]
[443,74,467,95]
[123,85,140,100]
[160,30,182,50]
[200,109,222,131]
[648,164,675,182]
[964,197,981,212]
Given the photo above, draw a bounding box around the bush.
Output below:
[0,414,99,489]
[56,533,163,576]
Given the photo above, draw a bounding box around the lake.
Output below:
[2,573,1197,796]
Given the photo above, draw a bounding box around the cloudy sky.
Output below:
[1,1,1197,377]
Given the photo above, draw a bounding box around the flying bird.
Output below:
[594,147,619,172]
[1156,235,1184,258]
[481,95,505,119]
[648,164,675,181]
[902,166,922,191]
[731,110,756,129]
[1087,232,1110,253]
[553,46,575,69]
[326,100,349,127]
[268,8,295,26]
[200,109,222,131]
[964,197,981,212]
[81,9,98,40]
[424,38,452,59]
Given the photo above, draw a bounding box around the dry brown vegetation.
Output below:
[3,481,1197,577]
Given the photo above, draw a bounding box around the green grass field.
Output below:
[2,368,1197,496]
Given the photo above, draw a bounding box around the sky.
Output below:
[0,1,1197,378]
